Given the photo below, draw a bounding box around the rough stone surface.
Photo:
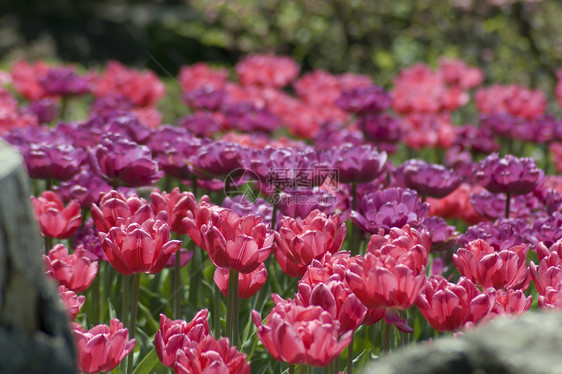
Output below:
[366,312,562,374]
[0,141,77,373]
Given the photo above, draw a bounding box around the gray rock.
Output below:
[0,141,77,373]
[366,312,562,374]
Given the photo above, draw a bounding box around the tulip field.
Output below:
[2,54,562,374]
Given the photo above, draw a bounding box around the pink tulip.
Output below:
[366,224,431,274]
[91,190,160,233]
[274,209,346,278]
[154,310,210,368]
[99,219,181,275]
[57,285,84,320]
[453,239,530,290]
[181,195,216,249]
[214,263,267,299]
[72,319,135,373]
[417,275,496,332]
[175,335,250,374]
[44,244,98,293]
[295,281,367,334]
[31,191,81,239]
[150,188,201,235]
[200,209,273,273]
[252,296,352,367]
[491,289,532,317]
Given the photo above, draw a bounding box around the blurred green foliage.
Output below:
[1,0,561,92]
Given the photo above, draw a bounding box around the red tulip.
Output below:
[72,318,135,373]
[252,296,352,367]
[538,282,562,309]
[214,263,267,299]
[31,191,81,239]
[453,239,530,290]
[530,240,562,308]
[274,209,346,278]
[417,275,496,332]
[490,289,532,317]
[295,281,367,334]
[57,285,84,321]
[300,251,356,286]
[366,224,431,274]
[181,195,216,249]
[200,209,273,273]
[175,335,250,374]
[99,218,181,275]
[150,188,202,235]
[154,310,210,368]
[44,244,98,293]
[91,190,157,233]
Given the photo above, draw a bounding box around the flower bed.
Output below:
[2,55,562,373]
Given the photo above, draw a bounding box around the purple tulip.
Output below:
[420,216,458,252]
[459,218,531,251]
[222,195,277,228]
[314,121,364,149]
[276,187,337,219]
[40,67,90,96]
[102,111,153,144]
[157,138,203,180]
[24,142,83,181]
[453,124,499,154]
[28,98,59,124]
[531,212,562,248]
[335,84,391,114]
[179,112,223,137]
[394,159,462,199]
[351,187,429,234]
[222,102,280,133]
[476,153,542,195]
[249,146,328,191]
[55,118,105,148]
[55,168,113,207]
[358,113,403,151]
[89,134,163,187]
[469,190,542,220]
[182,86,225,111]
[90,94,134,116]
[191,141,249,180]
[330,144,387,184]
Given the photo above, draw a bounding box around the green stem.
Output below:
[543,143,551,175]
[289,365,295,374]
[347,332,354,374]
[174,253,181,318]
[122,275,130,330]
[44,236,53,254]
[60,96,69,122]
[91,273,100,326]
[188,243,200,306]
[45,178,53,191]
[383,323,391,354]
[102,263,113,321]
[226,269,237,342]
[505,192,511,219]
[192,174,198,197]
[333,356,340,374]
[233,270,239,347]
[271,199,279,230]
[126,273,142,374]
[214,283,221,337]
[299,365,306,374]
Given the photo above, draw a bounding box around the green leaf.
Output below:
[132,347,159,374]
